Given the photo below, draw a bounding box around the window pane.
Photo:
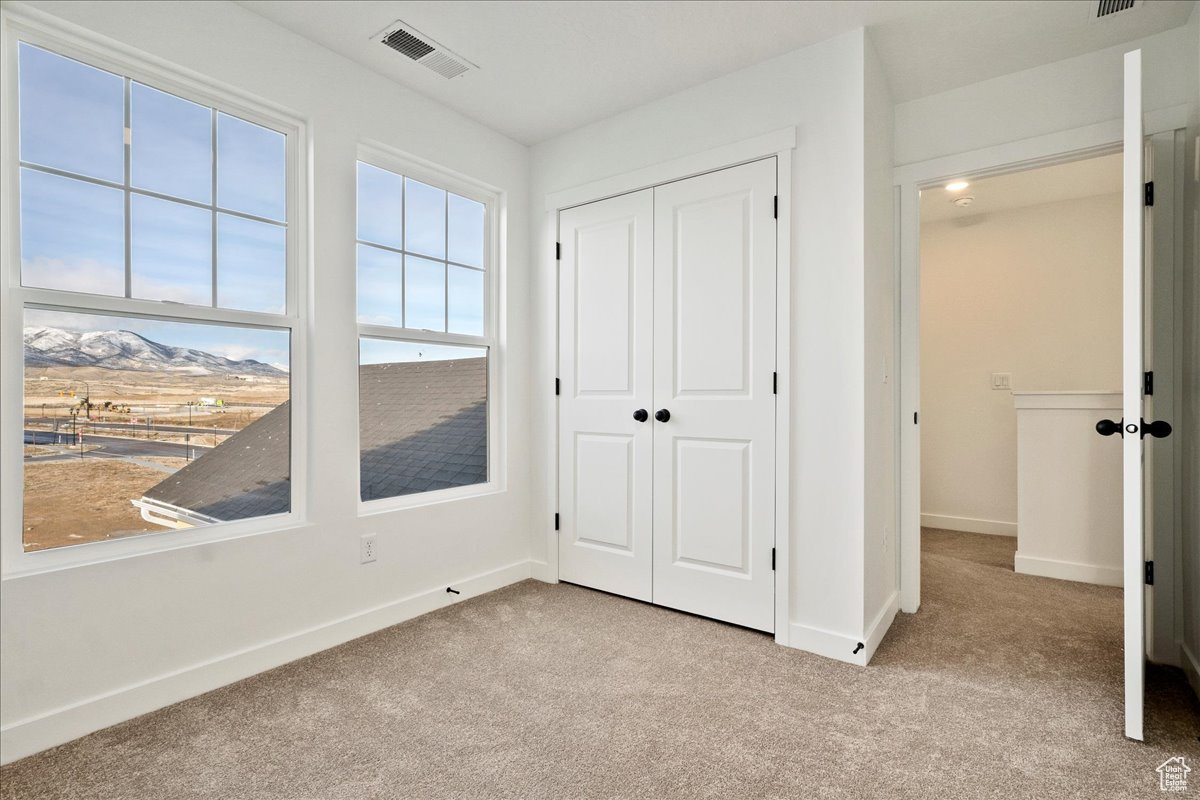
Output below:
[447,266,484,336]
[18,43,124,183]
[358,339,487,501]
[22,308,291,551]
[447,193,484,267]
[357,244,403,326]
[131,82,212,204]
[20,168,124,296]
[132,195,212,305]
[404,255,445,331]
[216,215,285,313]
[404,178,445,259]
[357,162,402,249]
[216,113,285,221]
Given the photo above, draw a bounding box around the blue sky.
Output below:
[18,43,286,314]
[19,43,484,367]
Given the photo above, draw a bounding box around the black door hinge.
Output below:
[1143,371,1153,396]
[773,195,778,219]
[772,371,778,394]
[555,513,560,531]
[771,547,776,571]
[555,242,561,260]
[1145,182,1154,207]
[914,411,919,425]
[1145,560,1154,586]
[555,378,560,396]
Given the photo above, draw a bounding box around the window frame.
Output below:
[355,141,504,513]
[0,11,310,576]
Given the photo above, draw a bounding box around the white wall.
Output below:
[0,0,532,763]
[894,22,1199,167]
[919,193,1123,532]
[530,28,894,663]
[862,35,897,634]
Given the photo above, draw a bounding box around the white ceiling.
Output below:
[236,0,1196,145]
[919,152,1123,223]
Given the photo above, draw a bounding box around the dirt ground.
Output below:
[24,366,289,432]
[22,459,171,551]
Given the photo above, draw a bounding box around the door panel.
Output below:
[674,192,751,394]
[673,438,751,573]
[652,159,777,632]
[558,190,654,601]
[1122,48,1145,742]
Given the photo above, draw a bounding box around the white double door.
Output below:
[557,158,777,633]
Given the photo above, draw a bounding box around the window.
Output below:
[355,156,493,503]
[18,43,287,312]
[8,37,302,561]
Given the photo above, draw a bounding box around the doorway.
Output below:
[896,100,1186,740]
[555,158,778,633]
[918,153,1125,584]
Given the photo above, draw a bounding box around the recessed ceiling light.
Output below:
[953,196,975,208]
[945,181,970,192]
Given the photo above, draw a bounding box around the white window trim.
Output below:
[355,140,505,513]
[0,8,310,577]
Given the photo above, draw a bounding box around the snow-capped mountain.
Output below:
[23,327,287,377]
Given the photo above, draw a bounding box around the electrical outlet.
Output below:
[360,533,377,564]
[991,372,1012,390]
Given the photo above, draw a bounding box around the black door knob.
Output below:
[1096,419,1123,437]
[1141,419,1172,439]
[654,409,671,423]
[632,408,648,422]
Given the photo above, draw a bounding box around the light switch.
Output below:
[991,372,1011,390]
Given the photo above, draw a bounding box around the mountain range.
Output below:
[23,327,287,378]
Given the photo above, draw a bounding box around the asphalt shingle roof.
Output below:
[142,358,487,522]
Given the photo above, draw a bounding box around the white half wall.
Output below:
[919,193,1123,530]
[1,0,533,764]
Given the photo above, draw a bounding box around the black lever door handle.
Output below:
[632,408,648,422]
[1096,419,1123,437]
[654,409,671,423]
[1141,419,1172,439]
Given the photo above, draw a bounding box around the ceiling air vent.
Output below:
[372,21,476,79]
[1094,0,1139,20]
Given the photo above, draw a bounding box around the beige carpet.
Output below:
[2,528,1198,799]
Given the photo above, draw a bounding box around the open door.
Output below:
[1121,47,1145,744]
[1103,47,1174,743]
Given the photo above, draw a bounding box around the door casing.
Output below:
[544,128,795,646]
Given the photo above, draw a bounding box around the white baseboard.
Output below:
[863,591,899,664]
[0,560,533,766]
[788,621,867,665]
[788,596,899,668]
[1014,553,1122,587]
[1181,642,1200,703]
[529,560,557,583]
[921,513,1016,537]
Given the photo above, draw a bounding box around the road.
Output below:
[24,430,211,460]
[23,417,238,436]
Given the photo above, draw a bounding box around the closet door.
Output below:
[651,159,777,632]
[557,190,655,601]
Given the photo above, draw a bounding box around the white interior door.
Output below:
[558,190,655,601]
[1121,48,1146,742]
[651,159,777,632]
